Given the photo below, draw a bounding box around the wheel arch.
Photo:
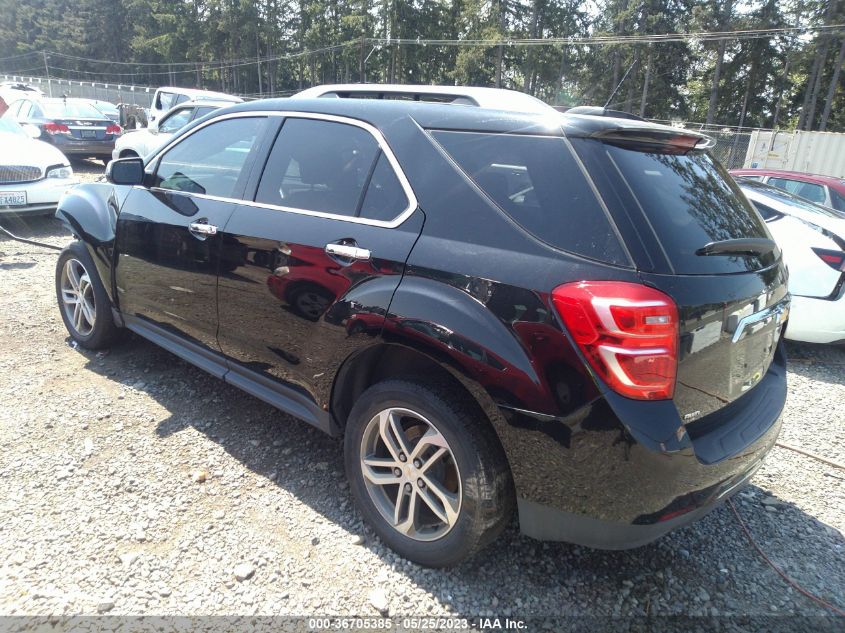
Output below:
[55,183,128,303]
[330,342,516,475]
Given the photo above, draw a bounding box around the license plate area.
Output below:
[80,129,97,139]
[0,191,27,206]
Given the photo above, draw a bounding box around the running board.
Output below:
[122,314,334,435]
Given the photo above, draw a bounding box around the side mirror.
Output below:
[21,123,41,139]
[106,157,145,186]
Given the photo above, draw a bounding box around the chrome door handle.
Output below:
[325,243,371,261]
[189,222,217,236]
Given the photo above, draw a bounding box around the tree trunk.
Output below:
[639,45,652,118]
[523,0,541,93]
[820,38,845,131]
[771,58,789,128]
[495,0,507,88]
[805,39,832,130]
[705,0,734,126]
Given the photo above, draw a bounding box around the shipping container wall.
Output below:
[744,130,845,178]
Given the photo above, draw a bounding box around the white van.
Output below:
[149,87,242,125]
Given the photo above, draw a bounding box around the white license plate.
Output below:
[80,130,97,139]
[0,191,26,206]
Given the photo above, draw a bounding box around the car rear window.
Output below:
[43,100,104,119]
[430,130,628,266]
[572,138,774,274]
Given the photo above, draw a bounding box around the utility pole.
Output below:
[43,52,52,97]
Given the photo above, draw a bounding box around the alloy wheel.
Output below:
[359,407,462,541]
[60,258,96,337]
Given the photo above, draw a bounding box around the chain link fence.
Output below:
[1,74,154,107]
[699,128,752,170]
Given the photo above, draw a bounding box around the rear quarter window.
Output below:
[430,130,628,266]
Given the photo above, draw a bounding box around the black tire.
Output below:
[98,155,113,165]
[55,241,121,350]
[344,379,515,567]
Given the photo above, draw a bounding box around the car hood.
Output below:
[0,132,68,168]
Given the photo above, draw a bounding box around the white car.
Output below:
[112,99,232,161]
[0,117,78,216]
[739,178,845,345]
[149,87,242,126]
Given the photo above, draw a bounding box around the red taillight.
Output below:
[106,124,122,136]
[552,281,679,400]
[812,247,845,271]
[43,122,70,135]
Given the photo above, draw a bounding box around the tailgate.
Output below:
[639,266,788,420]
[569,132,789,418]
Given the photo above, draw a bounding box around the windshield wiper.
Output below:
[695,238,778,257]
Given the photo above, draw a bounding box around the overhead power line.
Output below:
[1,23,842,72]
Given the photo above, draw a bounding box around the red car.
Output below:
[730,168,845,213]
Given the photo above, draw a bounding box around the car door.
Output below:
[113,114,270,372]
[215,113,423,423]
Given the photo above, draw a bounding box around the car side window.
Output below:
[6,100,22,117]
[17,101,32,119]
[158,107,194,134]
[768,177,826,204]
[751,200,781,222]
[193,106,217,120]
[153,116,264,199]
[156,91,175,111]
[831,189,845,212]
[358,153,409,221]
[255,118,382,218]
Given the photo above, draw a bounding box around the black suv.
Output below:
[54,96,788,567]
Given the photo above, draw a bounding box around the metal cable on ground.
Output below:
[775,442,845,470]
[0,224,62,251]
[728,498,845,617]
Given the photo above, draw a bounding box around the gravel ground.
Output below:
[0,191,843,625]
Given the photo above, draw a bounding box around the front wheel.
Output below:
[344,380,514,567]
[55,241,120,350]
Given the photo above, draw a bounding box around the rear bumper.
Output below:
[505,342,787,548]
[786,293,845,344]
[51,137,115,156]
[518,452,765,548]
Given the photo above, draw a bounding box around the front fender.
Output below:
[55,183,131,303]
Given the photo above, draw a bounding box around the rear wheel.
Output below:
[55,241,120,350]
[344,379,514,567]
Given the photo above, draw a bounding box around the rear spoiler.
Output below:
[591,127,716,153]
[562,107,716,153]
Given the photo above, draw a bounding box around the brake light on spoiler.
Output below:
[552,282,679,400]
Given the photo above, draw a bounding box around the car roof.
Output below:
[154,86,242,102]
[731,168,845,188]
[179,99,234,108]
[222,96,708,141]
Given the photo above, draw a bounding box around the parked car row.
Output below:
[0,86,242,218]
[3,83,844,349]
